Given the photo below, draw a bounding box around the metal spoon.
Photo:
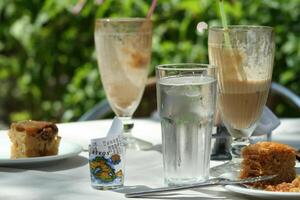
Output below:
[125,175,277,198]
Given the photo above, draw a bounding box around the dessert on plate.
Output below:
[240,141,300,191]
[8,120,61,159]
[265,176,300,192]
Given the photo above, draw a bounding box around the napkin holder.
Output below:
[88,117,125,190]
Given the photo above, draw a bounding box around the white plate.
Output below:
[0,135,83,166]
[225,185,300,199]
[223,165,300,199]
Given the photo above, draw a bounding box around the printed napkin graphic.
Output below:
[89,117,125,186]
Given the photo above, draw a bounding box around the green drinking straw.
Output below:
[218,0,247,80]
[218,0,231,48]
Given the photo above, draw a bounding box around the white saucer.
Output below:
[225,185,300,199]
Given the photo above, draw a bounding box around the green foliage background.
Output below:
[0,0,299,127]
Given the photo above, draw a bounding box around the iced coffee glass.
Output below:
[208,26,275,157]
[94,18,152,150]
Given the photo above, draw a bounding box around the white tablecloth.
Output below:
[0,118,300,200]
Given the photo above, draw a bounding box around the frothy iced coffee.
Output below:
[219,79,270,130]
[209,46,271,137]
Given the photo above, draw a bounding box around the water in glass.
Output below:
[157,75,216,185]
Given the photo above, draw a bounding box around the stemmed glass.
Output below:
[94,18,152,150]
[208,26,275,170]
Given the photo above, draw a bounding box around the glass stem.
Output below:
[231,137,250,159]
[119,116,134,138]
[119,117,152,150]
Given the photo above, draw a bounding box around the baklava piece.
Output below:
[240,142,296,187]
[8,120,61,158]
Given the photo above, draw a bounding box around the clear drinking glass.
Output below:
[156,64,217,186]
[208,26,275,158]
[94,18,152,150]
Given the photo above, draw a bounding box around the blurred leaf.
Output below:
[10,111,31,122]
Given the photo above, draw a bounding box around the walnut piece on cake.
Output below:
[265,176,300,192]
[240,142,296,187]
[8,120,61,159]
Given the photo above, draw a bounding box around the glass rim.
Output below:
[95,17,151,23]
[209,25,273,31]
[156,63,217,71]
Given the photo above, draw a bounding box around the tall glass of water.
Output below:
[156,64,217,186]
[94,18,152,150]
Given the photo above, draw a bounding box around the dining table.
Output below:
[0,118,300,200]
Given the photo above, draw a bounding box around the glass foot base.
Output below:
[91,184,123,190]
[125,137,153,151]
[165,177,208,186]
